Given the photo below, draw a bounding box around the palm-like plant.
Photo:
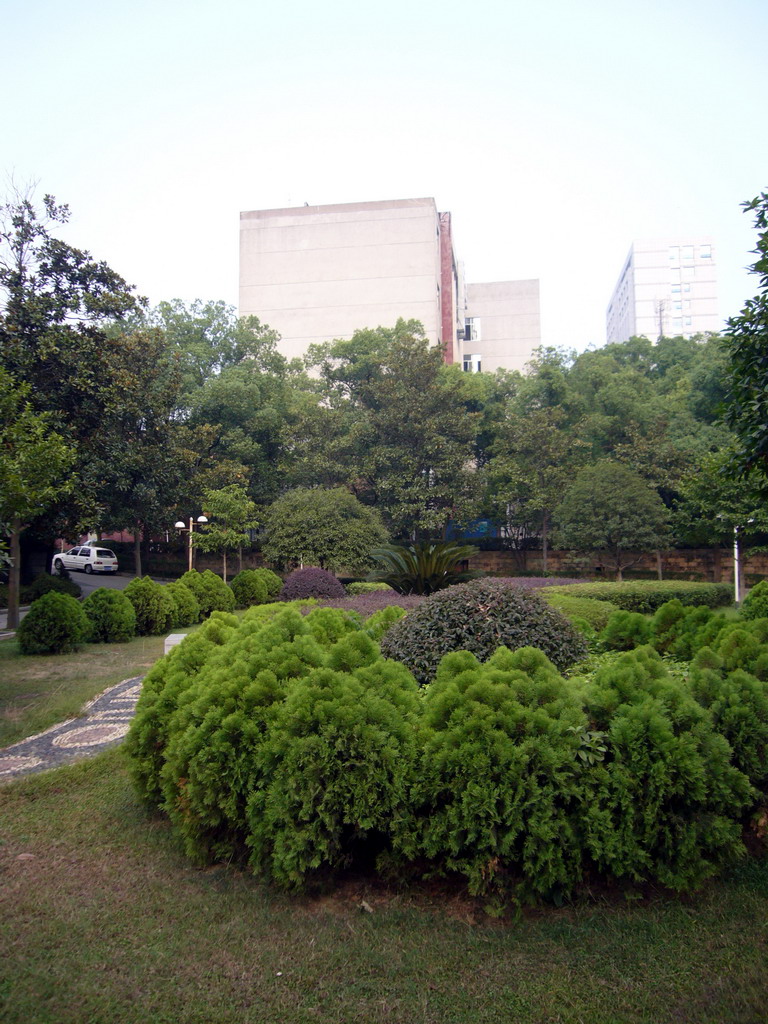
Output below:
[366,540,481,595]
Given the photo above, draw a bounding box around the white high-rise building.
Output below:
[606,238,718,344]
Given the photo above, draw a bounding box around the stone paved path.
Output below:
[0,675,144,782]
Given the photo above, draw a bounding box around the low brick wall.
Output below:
[468,547,768,584]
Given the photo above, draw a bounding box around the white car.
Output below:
[52,546,119,575]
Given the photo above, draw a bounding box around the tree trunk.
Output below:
[6,519,23,630]
[541,514,549,574]
[656,549,663,580]
[238,545,243,573]
[222,549,227,584]
[134,529,142,578]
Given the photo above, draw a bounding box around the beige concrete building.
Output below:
[606,237,718,344]
[464,280,541,374]
[239,197,540,372]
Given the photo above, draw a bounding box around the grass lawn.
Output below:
[0,634,173,748]
[1,749,767,1024]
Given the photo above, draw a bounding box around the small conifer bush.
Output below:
[741,580,768,620]
[124,577,175,636]
[82,587,136,643]
[179,569,236,618]
[164,581,201,628]
[601,610,651,651]
[230,569,269,609]
[17,591,89,655]
[380,578,588,685]
[253,568,283,599]
[279,567,346,601]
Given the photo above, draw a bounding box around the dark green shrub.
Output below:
[179,569,236,618]
[164,581,201,628]
[279,567,345,601]
[741,580,768,620]
[124,577,175,636]
[230,569,269,609]
[82,588,136,643]
[579,647,753,890]
[367,540,481,595]
[17,592,88,654]
[601,610,652,651]
[648,600,714,660]
[547,581,733,614]
[380,578,588,685]
[26,572,81,602]
[543,592,620,631]
[395,646,589,900]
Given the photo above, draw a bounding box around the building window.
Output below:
[465,317,481,342]
[699,244,711,259]
[463,353,482,373]
[671,284,681,294]
[669,246,679,261]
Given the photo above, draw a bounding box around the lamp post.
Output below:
[174,515,208,573]
[717,516,755,605]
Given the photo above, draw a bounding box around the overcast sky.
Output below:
[4,0,767,353]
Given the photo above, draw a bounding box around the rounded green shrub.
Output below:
[395,646,590,900]
[346,581,393,595]
[124,577,175,636]
[379,578,588,685]
[601,610,651,651]
[164,581,201,628]
[741,580,768,620]
[82,587,136,643]
[253,568,283,599]
[230,569,268,609]
[650,600,714,660]
[179,569,236,618]
[17,591,89,655]
[279,567,346,601]
[579,647,753,890]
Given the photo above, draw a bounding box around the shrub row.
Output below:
[0,572,81,608]
[125,602,766,903]
[15,567,291,655]
[547,580,733,614]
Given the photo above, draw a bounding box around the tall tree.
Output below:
[192,484,259,582]
[554,462,669,580]
[722,191,768,479]
[0,369,75,627]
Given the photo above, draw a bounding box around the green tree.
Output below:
[308,321,480,538]
[192,484,259,582]
[554,462,670,580]
[0,369,75,627]
[261,487,388,573]
[722,191,768,478]
[486,406,588,571]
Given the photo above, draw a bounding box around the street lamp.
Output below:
[717,515,755,605]
[174,515,208,573]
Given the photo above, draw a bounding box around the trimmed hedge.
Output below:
[546,580,733,614]
[164,581,201,628]
[179,569,236,618]
[124,577,176,636]
[82,588,137,643]
[230,569,269,609]
[126,608,765,902]
[380,578,588,685]
[17,592,89,654]
[542,592,620,631]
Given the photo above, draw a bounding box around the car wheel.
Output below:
[53,559,63,571]
[84,564,93,574]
